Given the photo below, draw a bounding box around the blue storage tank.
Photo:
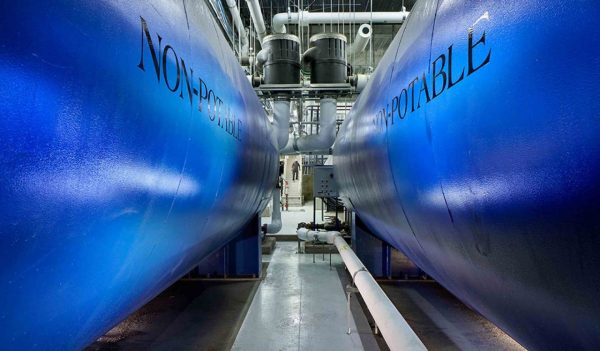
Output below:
[0,0,277,349]
[335,0,600,349]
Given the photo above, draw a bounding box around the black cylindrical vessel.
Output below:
[262,34,301,84]
[307,33,347,84]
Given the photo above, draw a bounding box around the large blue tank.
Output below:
[335,1,600,349]
[0,1,277,349]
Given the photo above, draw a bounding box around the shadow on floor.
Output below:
[85,264,267,351]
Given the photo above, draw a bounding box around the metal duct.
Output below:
[281,98,337,155]
[272,100,291,151]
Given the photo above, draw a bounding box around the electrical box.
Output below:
[313,165,338,198]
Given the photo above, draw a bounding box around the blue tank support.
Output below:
[351,213,392,279]
[194,215,262,278]
[0,1,277,349]
[335,0,600,349]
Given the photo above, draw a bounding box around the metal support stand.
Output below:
[312,196,316,230]
[345,267,365,336]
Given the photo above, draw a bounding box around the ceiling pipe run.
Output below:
[272,10,410,34]
[281,98,337,155]
[245,0,267,44]
[225,0,249,57]
[347,24,372,55]
[297,228,427,351]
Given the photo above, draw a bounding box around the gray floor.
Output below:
[85,278,260,351]
[232,242,378,351]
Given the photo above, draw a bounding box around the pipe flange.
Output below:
[310,33,347,43]
[262,33,300,44]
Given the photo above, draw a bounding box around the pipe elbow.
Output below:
[272,13,288,33]
[255,48,271,72]
[301,47,319,68]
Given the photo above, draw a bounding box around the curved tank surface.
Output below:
[0,1,277,349]
[335,0,600,349]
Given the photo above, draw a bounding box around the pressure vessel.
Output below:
[334,1,600,350]
[0,1,277,349]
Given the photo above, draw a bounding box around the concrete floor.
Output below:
[85,240,526,351]
[85,278,261,351]
[232,242,378,351]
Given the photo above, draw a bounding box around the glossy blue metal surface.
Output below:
[335,1,600,349]
[0,1,277,349]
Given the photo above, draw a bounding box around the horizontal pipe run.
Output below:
[296,228,427,351]
[273,11,410,34]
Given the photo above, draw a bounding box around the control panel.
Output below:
[313,165,338,198]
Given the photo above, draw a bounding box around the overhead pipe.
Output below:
[297,228,427,351]
[281,98,337,155]
[245,0,267,44]
[272,10,410,34]
[347,24,372,55]
[225,0,249,57]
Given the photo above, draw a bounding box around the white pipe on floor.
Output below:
[272,11,410,34]
[281,98,337,155]
[347,24,372,55]
[245,0,267,44]
[265,188,282,234]
[296,228,427,351]
[225,0,249,57]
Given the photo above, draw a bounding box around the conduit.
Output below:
[347,24,372,55]
[281,98,337,155]
[225,0,249,57]
[297,228,427,351]
[272,11,410,34]
[245,0,267,44]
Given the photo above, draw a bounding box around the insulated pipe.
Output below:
[347,24,372,55]
[255,47,270,73]
[264,187,282,234]
[296,229,426,351]
[301,46,319,71]
[225,0,249,56]
[245,0,267,44]
[272,100,291,151]
[281,98,337,154]
[272,11,410,34]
